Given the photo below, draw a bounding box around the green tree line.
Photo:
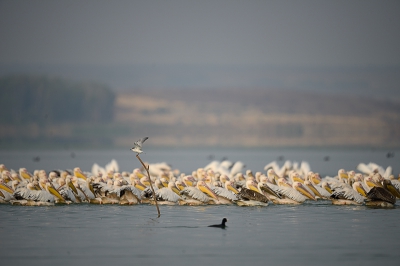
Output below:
[0,75,115,125]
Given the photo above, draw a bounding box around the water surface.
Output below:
[1,148,399,265]
[1,203,399,266]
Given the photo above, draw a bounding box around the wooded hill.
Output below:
[0,75,115,125]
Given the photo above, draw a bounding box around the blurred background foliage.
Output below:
[0,75,115,125]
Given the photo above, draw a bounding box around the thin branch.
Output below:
[136,154,160,218]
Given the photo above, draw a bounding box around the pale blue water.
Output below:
[1,148,400,265]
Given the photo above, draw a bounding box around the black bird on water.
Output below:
[208,218,228,228]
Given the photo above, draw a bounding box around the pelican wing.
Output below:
[331,187,365,204]
[204,160,220,171]
[92,182,113,197]
[300,161,311,176]
[368,162,385,176]
[275,186,307,203]
[357,163,372,174]
[383,166,392,179]
[91,163,106,176]
[230,161,245,177]
[180,187,210,203]
[59,187,78,202]
[390,179,400,191]
[212,187,238,201]
[0,189,14,201]
[315,184,332,198]
[263,161,279,173]
[155,187,181,202]
[105,159,119,173]
[13,188,54,203]
[115,185,142,200]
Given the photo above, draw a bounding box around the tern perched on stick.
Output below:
[131,137,148,154]
[131,136,160,217]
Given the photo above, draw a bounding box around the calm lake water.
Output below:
[1,203,400,266]
[1,148,399,265]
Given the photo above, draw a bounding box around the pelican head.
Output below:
[245,179,260,193]
[338,169,349,180]
[225,180,239,194]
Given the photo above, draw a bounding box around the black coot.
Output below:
[208,218,228,228]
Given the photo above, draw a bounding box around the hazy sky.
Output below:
[1,0,400,68]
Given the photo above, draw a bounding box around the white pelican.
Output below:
[0,180,15,203]
[19,168,33,181]
[91,181,119,204]
[113,179,142,205]
[11,182,63,206]
[357,162,392,178]
[330,184,365,205]
[151,182,183,205]
[91,159,119,177]
[74,167,88,181]
[57,177,79,203]
[211,180,239,204]
[179,181,218,205]
[352,181,368,197]
[230,161,245,178]
[269,182,311,204]
[0,178,14,194]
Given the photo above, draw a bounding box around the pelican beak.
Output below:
[226,184,239,194]
[278,180,291,188]
[68,180,79,195]
[293,177,304,184]
[171,187,181,196]
[306,183,322,198]
[248,183,260,193]
[142,180,151,187]
[134,181,147,191]
[136,172,145,179]
[198,183,218,199]
[311,176,321,185]
[323,185,332,194]
[354,185,367,197]
[366,180,377,188]
[46,184,66,203]
[0,183,14,194]
[185,180,194,187]
[74,169,87,181]
[340,173,349,180]
[176,183,186,191]
[386,183,400,198]
[295,184,316,200]
[21,172,31,180]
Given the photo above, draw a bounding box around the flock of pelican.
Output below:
[0,159,399,208]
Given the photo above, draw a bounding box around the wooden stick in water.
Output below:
[136,154,160,218]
